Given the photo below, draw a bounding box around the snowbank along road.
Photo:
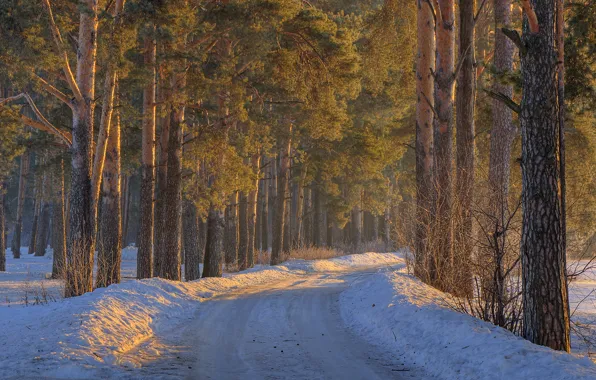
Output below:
[126,268,431,380]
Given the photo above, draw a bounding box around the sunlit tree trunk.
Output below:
[415,0,435,281]
[432,0,456,290]
[96,101,122,288]
[453,0,476,297]
[137,31,156,280]
[520,0,570,351]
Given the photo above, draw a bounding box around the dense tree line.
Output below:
[0,0,593,354]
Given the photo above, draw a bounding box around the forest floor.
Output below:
[0,250,595,379]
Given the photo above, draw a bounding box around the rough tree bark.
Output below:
[96,100,122,288]
[202,207,225,277]
[11,152,28,258]
[520,0,570,352]
[486,0,517,326]
[183,200,201,281]
[51,158,66,279]
[453,0,476,297]
[137,32,156,280]
[63,0,100,297]
[556,0,566,287]
[91,0,125,217]
[161,92,185,280]
[432,0,456,290]
[271,125,292,265]
[154,66,172,276]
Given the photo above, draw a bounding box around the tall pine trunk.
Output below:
[183,200,201,281]
[121,174,130,246]
[294,164,306,248]
[453,0,476,297]
[520,0,570,351]
[96,100,122,288]
[303,186,312,247]
[161,102,184,280]
[271,125,292,265]
[202,207,225,277]
[432,0,456,290]
[35,191,51,257]
[238,191,248,270]
[352,204,362,249]
[137,32,156,279]
[51,159,66,279]
[486,0,516,326]
[260,157,269,250]
[247,154,261,268]
[154,73,171,276]
[224,192,238,266]
[29,173,42,255]
[11,152,28,258]
[312,176,322,247]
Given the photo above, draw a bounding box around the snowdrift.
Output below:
[340,261,596,380]
[0,252,400,378]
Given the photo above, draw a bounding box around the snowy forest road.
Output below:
[130,268,429,379]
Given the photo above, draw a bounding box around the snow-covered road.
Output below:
[135,269,428,380]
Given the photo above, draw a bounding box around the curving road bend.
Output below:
[127,269,429,379]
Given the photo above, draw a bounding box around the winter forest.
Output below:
[0,0,594,378]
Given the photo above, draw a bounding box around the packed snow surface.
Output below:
[0,249,595,379]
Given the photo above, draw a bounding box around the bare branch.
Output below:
[421,90,439,119]
[521,0,539,33]
[41,0,82,102]
[483,89,521,114]
[22,93,72,145]
[501,28,527,56]
[32,73,74,109]
[0,93,72,146]
[474,0,489,23]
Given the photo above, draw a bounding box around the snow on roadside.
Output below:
[0,251,402,379]
[340,260,596,380]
